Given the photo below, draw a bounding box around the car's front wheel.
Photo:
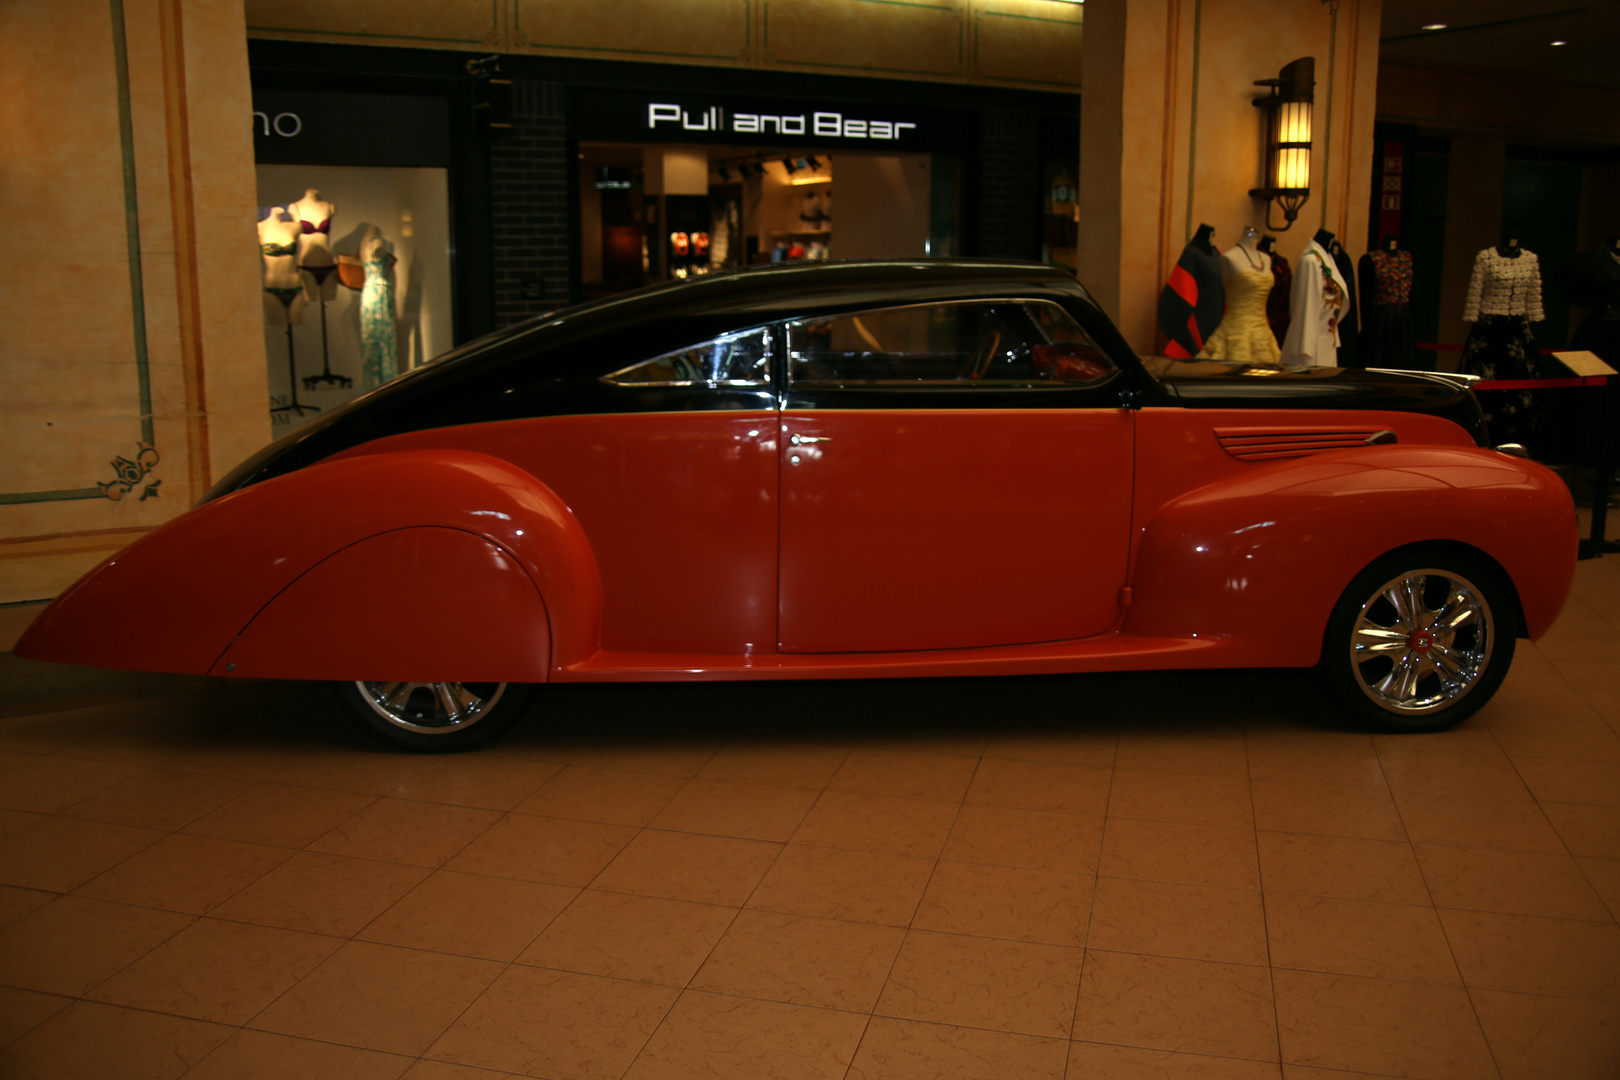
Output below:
[1315,547,1516,733]
[334,680,534,751]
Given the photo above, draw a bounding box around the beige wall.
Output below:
[244,0,1084,93]
[834,155,933,259]
[0,0,268,603]
[1078,0,1380,354]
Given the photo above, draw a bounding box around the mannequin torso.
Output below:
[289,189,337,266]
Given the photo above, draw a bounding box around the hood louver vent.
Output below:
[1216,426,1392,461]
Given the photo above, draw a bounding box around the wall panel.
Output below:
[512,0,752,64]
[972,0,1082,88]
[244,0,503,48]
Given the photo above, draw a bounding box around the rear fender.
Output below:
[15,450,602,677]
[1124,447,1577,663]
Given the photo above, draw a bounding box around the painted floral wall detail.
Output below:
[98,443,162,502]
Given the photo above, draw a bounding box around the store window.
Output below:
[602,327,773,387]
[785,300,1115,387]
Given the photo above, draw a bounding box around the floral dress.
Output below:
[360,250,398,390]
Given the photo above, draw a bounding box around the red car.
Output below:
[18,261,1576,749]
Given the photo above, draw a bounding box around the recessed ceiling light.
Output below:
[1551,39,1568,45]
[1421,23,1447,30]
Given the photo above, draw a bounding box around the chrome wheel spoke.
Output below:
[1353,625,1409,655]
[356,680,506,735]
[1350,567,1494,716]
[381,682,418,709]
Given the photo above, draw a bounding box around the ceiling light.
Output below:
[1420,23,1446,30]
[1551,39,1568,45]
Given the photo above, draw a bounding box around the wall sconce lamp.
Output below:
[1249,57,1314,231]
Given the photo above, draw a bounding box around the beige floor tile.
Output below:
[74,833,291,915]
[181,782,374,848]
[965,757,1111,815]
[1439,907,1620,1002]
[0,815,163,892]
[0,705,131,755]
[400,1062,526,1080]
[624,989,867,1080]
[1249,780,1406,842]
[269,750,432,795]
[1510,756,1620,806]
[360,870,575,961]
[0,755,141,814]
[1495,715,1620,763]
[0,885,55,931]
[567,742,720,777]
[513,765,687,826]
[913,861,1091,946]
[876,929,1080,1038]
[1542,801,1620,858]
[850,1016,1068,1080]
[591,828,781,906]
[427,965,678,1078]
[1579,856,1620,919]
[697,744,853,788]
[46,719,188,768]
[1469,988,1620,1080]
[0,1000,230,1080]
[940,804,1103,875]
[983,730,1118,768]
[250,939,503,1056]
[1372,732,1529,799]
[87,917,341,1025]
[61,767,252,831]
[1108,769,1255,829]
[1256,832,1429,904]
[1069,1041,1283,1079]
[518,889,736,985]
[0,986,71,1048]
[183,1029,414,1080]
[307,797,501,868]
[1244,733,1385,789]
[1089,877,1268,965]
[1279,1068,1413,1080]
[1116,734,1250,779]
[1273,969,1496,1080]
[210,851,430,936]
[0,807,45,841]
[791,789,958,858]
[1073,949,1276,1060]
[156,742,315,783]
[828,747,980,802]
[1101,818,1261,890]
[1415,844,1611,920]
[1392,788,1567,853]
[747,843,933,925]
[0,895,191,996]
[389,755,562,811]
[691,909,904,1011]
[445,812,637,885]
[650,778,820,841]
[1265,893,1459,984]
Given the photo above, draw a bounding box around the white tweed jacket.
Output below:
[1463,248,1544,323]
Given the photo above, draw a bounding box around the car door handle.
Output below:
[789,434,829,445]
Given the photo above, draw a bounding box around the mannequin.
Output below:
[359,226,399,389]
[1196,227,1280,364]
[289,188,339,301]
[1259,235,1292,347]
[1158,224,1225,358]
[1460,228,1545,447]
[1280,228,1345,367]
[1325,231,1362,367]
[258,209,316,416]
[1359,235,1418,370]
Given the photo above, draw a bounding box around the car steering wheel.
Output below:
[961,330,1002,380]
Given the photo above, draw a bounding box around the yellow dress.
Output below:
[1197,268,1281,364]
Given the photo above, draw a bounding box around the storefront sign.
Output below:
[251,89,451,168]
[578,91,952,150]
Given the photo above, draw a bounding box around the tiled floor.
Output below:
[3,537,1620,1078]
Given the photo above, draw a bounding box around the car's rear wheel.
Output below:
[1315,548,1516,733]
[334,680,534,751]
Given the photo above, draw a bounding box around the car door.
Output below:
[777,297,1136,654]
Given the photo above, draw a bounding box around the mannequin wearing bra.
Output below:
[1196,226,1280,365]
[258,209,304,324]
[289,188,338,302]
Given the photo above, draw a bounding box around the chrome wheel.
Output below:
[354,681,507,735]
[1349,569,1494,716]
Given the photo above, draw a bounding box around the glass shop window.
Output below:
[602,326,772,387]
[785,300,1116,388]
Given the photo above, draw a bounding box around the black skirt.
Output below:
[1460,315,1543,448]
[1363,302,1418,370]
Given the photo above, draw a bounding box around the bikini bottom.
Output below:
[302,263,338,286]
[264,287,302,305]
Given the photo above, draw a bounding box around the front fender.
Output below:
[16,449,603,677]
[1124,446,1577,664]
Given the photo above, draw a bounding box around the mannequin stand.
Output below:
[267,293,319,417]
[301,266,351,390]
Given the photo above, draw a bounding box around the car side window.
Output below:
[785,300,1116,388]
[602,326,772,387]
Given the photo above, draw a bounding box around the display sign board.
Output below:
[575,90,959,150]
[1552,350,1618,378]
[252,89,451,168]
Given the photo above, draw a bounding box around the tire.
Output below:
[333,680,535,752]
[1314,547,1517,733]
